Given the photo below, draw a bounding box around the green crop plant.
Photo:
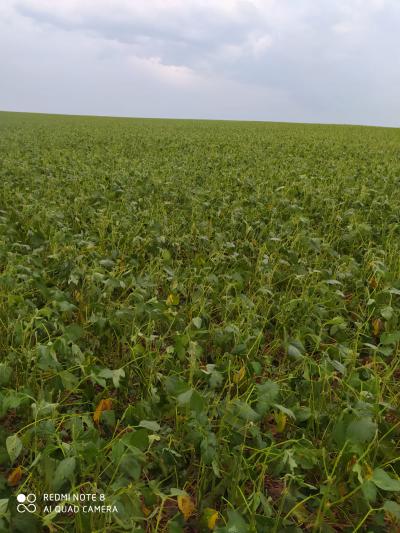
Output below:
[0,111,400,532]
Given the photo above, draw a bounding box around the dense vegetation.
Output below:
[1,111,400,532]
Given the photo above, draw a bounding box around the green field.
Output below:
[1,111,400,532]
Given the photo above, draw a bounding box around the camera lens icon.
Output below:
[17,494,37,513]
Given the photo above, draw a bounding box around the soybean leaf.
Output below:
[53,457,76,490]
[6,434,22,463]
[346,417,377,443]
[372,469,400,491]
[256,381,279,416]
[384,500,400,519]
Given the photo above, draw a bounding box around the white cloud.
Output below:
[249,34,273,56]
[1,0,399,125]
[128,55,199,87]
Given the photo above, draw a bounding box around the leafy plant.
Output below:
[0,111,399,531]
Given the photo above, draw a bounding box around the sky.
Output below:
[1,0,399,126]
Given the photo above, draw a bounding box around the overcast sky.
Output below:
[1,0,399,126]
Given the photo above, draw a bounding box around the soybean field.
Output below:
[1,111,400,532]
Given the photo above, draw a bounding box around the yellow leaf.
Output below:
[275,412,287,433]
[177,494,195,521]
[93,398,113,424]
[369,276,378,289]
[205,508,219,529]
[364,463,373,480]
[166,293,179,306]
[292,502,308,524]
[233,366,246,383]
[338,482,347,497]
[7,466,23,486]
[141,503,151,517]
[372,318,383,337]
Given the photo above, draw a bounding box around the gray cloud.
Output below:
[1,0,399,125]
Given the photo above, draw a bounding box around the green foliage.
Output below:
[0,111,400,531]
[5,435,22,464]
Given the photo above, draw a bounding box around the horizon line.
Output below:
[0,108,398,130]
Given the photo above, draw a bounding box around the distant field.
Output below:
[1,111,400,532]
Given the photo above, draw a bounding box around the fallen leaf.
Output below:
[177,494,195,521]
[93,398,113,424]
[205,508,219,529]
[166,293,179,306]
[275,411,287,432]
[292,502,308,524]
[7,466,23,486]
[233,366,246,384]
[365,464,374,480]
[141,502,151,517]
[369,277,378,289]
[372,318,383,337]
[338,482,347,497]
